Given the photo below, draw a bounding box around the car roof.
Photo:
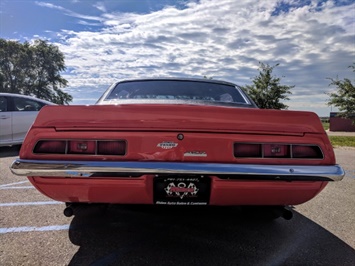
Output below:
[0,93,55,105]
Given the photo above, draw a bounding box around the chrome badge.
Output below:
[184,151,207,157]
[157,141,178,149]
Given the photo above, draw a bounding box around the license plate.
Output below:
[154,176,211,205]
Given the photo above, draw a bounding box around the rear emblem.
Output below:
[157,141,178,149]
[184,151,207,157]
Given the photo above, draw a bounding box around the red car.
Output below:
[11,78,344,219]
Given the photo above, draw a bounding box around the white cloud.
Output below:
[93,2,107,13]
[35,2,66,10]
[36,1,102,21]
[48,0,354,115]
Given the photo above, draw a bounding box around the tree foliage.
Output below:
[241,62,294,109]
[0,39,72,104]
[327,64,355,123]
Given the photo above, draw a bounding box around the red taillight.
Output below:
[234,143,262,157]
[34,140,66,154]
[33,139,126,156]
[292,145,323,159]
[68,141,96,154]
[97,141,126,155]
[234,142,323,159]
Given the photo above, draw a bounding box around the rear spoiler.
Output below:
[33,104,325,135]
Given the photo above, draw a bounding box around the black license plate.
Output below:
[154,176,211,206]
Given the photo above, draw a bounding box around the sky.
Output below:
[1,0,354,116]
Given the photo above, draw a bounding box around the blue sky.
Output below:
[1,0,354,116]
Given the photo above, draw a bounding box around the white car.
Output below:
[0,93,55,146]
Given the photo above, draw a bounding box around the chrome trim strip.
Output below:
[10,159,345,181]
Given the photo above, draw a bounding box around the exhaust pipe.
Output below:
[242,206,293,220]
[269,206,293,220]
[63,203,108,217]
[281,208,293,220]
[63,204,75,217]
[63,203,84,217]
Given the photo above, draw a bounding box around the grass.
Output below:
[328,136,355,147]
[322,122,329,131]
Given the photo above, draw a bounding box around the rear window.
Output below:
[104,80,249,104]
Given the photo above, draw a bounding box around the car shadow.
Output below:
[0,145,21,158]
[67,205,355,266]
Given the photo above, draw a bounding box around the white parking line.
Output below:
[0,181,29,188]
[0,181,71,235]
[0,225,70,234]
[0,201,62,207]
[0,186,34,190]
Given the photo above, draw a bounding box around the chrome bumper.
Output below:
[10,159,345,182]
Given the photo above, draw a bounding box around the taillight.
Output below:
[33,140,126,156]
[97,141,126,155]
[234,142,323,159]
[34,140,66,154]
[234,143,261,157]
[292,145,323,159]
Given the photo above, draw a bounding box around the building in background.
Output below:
[329,112,355,132]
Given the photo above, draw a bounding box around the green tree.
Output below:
[0,39,72,104]
[327,64,355,123]
[241,62,294,109]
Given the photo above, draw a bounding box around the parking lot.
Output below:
[0,146,354,265]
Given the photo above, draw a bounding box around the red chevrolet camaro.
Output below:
[10,78,344,219]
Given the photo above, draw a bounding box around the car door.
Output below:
[11,96,45,144]
[0,96,13,146]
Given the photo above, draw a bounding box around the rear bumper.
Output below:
[26,175,329,206]
[11,159,344,182]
